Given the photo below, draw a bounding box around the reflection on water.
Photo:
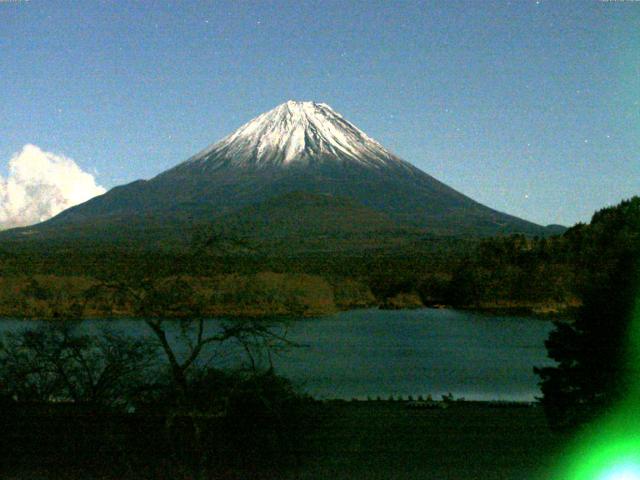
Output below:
[0,308,554,401]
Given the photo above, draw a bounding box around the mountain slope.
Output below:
[3,101,556,243]
[212,191,403,238]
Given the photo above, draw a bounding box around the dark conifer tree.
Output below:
[535,197,640,430]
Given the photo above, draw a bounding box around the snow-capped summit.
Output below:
[19,100,553,241]
[185,101,407,170]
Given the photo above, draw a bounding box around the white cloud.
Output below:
[0,144,106,230]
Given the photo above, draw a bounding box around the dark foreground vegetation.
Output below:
[536,196,640,431]
[1,375,311,480]
[0,318,314,479]
[0,399,567,480]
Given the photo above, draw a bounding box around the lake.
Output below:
[0,308,555,401]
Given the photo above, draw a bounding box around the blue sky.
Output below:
[1,0,638,226]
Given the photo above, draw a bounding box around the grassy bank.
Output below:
[1,400,569,480]
[284,401,568,480]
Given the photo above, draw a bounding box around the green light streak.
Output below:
[550,300,640,480]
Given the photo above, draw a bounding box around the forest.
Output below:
[0,207,606,319]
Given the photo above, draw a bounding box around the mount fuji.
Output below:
[5,101,557,244]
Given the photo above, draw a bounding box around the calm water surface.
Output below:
[0,308,554,401]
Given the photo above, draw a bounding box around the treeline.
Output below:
[4,200,640,317]
[0,235,580,317]
[360,234,578,314]
[364,199,639,315]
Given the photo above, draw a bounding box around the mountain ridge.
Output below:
[1,101,561,244]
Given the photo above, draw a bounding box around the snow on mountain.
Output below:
[8,99,553,241]
[184,101,409,170]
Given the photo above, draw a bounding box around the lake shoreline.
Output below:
[0,309,553,402]
[0,303,568,322]
[0,273,577,320]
